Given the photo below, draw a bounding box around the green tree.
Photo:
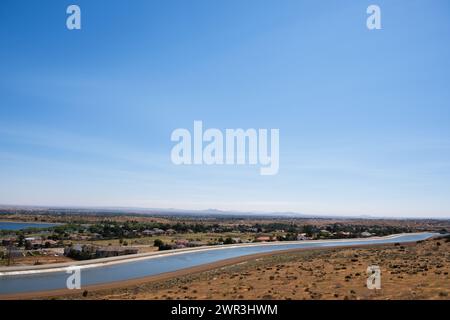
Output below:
[154,239,164,248]
[17,233,25,247]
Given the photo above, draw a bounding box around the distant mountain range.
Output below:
[1,204,447,220]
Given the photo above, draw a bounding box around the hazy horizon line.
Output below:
[0,203,449,220]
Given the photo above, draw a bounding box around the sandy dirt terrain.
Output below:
[7,254,74,266]
[53,237,449,300]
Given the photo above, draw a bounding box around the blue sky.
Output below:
[1,0,449,217]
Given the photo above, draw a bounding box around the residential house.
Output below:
[297,233,310,241]
[95,246,139,258]
[255,236,272,242]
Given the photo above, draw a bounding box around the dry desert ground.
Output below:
[54,236,450,300]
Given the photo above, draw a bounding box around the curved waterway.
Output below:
[0,232,438,295]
